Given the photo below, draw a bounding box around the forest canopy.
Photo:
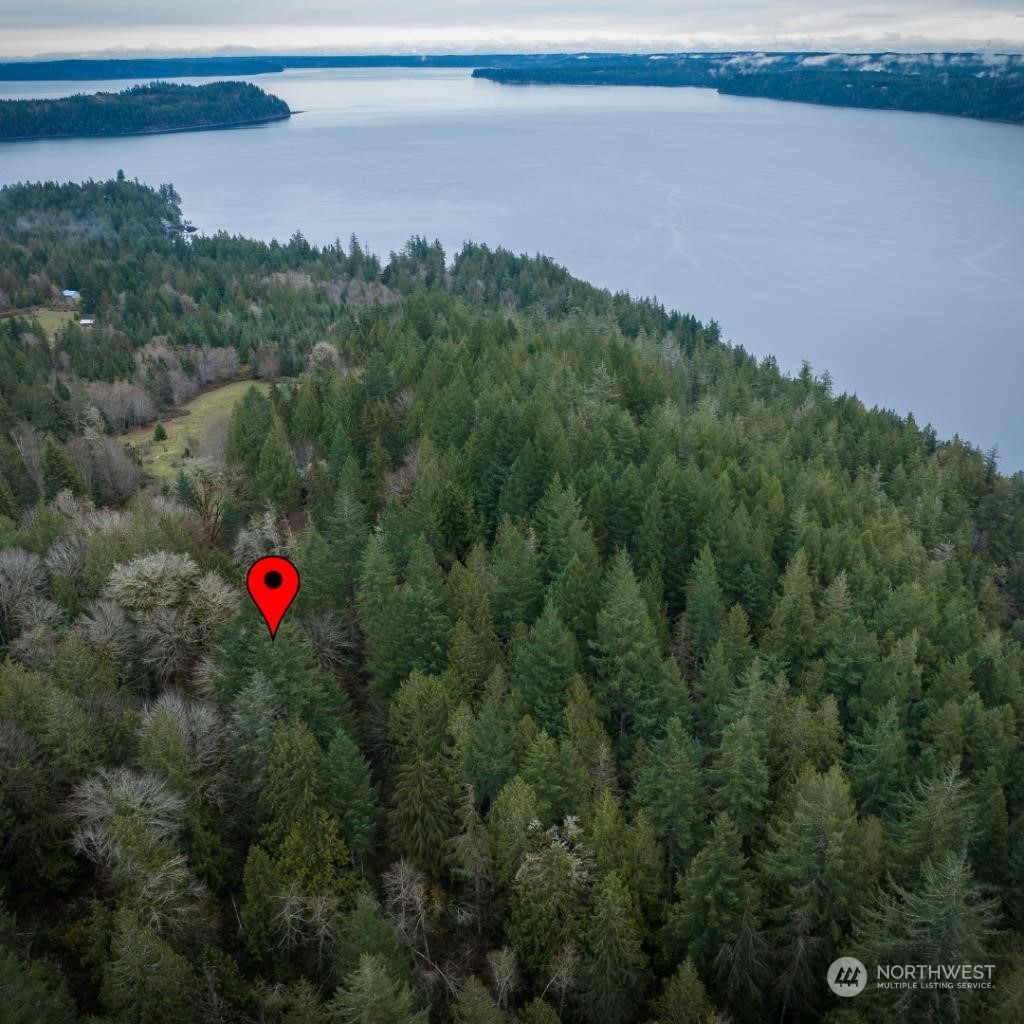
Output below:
[0,81,291,141]
[0,178,1023,1024]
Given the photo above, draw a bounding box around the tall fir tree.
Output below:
[323,726,379,864]
[255,415,303,510]
[388,752,457,876]
[579,871,648,1024]
[632,717,704,870]
[590,550,668,750]
[683,544,726,662]
[42,434,84,501]
[329,955,428,1024]
[669,813,750,966]
[511,600,577,733]
[709,716,770,845]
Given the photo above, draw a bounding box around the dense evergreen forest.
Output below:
[472,52,1024,126]
[0,82,290,141]
[1,178,1024,1023]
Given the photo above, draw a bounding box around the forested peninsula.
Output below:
[473,52,1024,126]
[0,81,290,141]
[2,178,1024,1024]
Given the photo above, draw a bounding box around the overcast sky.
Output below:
[3,2,1023,58]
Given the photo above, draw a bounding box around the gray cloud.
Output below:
[2,2,1023,57]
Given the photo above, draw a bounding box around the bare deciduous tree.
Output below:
[10,425,44,486]
[69,434,143,504]
[69,767,186,865]
[382,859,460,997]
[379,446,421,503]
[255,345,282,380]
[106,552,202,616]
[88,381,155,431]
[275,885,339,969]
[140,690,223,791]
[302,611,359,669]
[45,533,86,580]
[232,511,288,569]
[487,947,517,1010]
[308,340,340,377]
[7,596,64,667]
[0,547,45,621]
[76,598,133,660]
[138,607,203,683]
[542,946,579,1008]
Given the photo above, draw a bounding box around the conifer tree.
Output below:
[42,434,84,501]
[521,730,581,827]
[101,910,203,1024]
[329,954,428,1024]
[401,534,452,679]
[358,534,404,696]
[649,959,716,1024]
[488,517,543,638]
[511,600,577,733]
[462,688,518,805]
[239,843,281,965]
[535,477,588,581]
[226,385,272,474]
[684,544,725,661]
[292,381,322,440]
[255,415,303,510]
[450,791,495,935]
[590,550,667,749]
[632,717,704,869]
[508,839,587,985]
[388,752,456,876]
[453,976,509,1024]
[0,941,77,1024]
[323,726,378,864]
[488,777,540,886]
[846,698,909,815]
[262,719,325,849]
[388,670,451,760]
[709,716,769,844]
[764,549,818,674]
[669,813,749,966]
[892,764,976,878]
[579,871,648,1024]
[276,809,354,897]
[0,473,19,520]
[561,675,615,798]
[334,895,414,986]
[448,616,493,698]
[858,853,997,1024]
[762,764,859,1013]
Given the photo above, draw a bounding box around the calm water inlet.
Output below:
[1,68,1022,467]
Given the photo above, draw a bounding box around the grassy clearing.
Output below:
[0,307,77,343]
[124,379,271,481]
[32,309,77,341]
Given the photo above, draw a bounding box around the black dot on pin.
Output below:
[264,570,283,589]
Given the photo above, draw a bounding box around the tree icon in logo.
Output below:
[827,956,867,997]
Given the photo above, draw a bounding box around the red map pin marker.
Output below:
[247,556,300,639]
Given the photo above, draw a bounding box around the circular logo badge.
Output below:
[827,957,867,997]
